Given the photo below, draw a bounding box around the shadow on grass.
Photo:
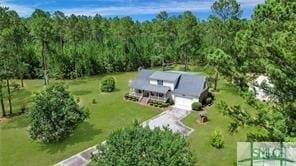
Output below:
[1,113,30,129]
[71,90,92,96]
[222,83,240,96]
[100,88,120,94]
[66,80,87,86]
[38,122,101,154]
[114,88,120,92]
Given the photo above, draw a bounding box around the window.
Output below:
[157,80,163,85]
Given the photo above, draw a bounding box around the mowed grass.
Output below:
[0,70,255,166]
[0,72,160,166]
[183,79,255,166]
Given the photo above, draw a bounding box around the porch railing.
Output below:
[150,96,167,102]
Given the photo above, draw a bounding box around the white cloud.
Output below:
[0,1,34,16]
[0,0,265,17]
[59,1,213,16]
[58,0,265,16]
[238,0,265,7]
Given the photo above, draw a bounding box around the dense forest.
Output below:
[0,0,295,141]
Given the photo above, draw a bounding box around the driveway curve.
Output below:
[143,107,194,136]
[56,107,193,166]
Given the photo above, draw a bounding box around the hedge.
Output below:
[148,99,169,108]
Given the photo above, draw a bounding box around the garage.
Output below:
[174,96,194,110]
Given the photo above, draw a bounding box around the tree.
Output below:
[93,122,195,165]
[209,0,244,58]
[220,102,287,141]
[29,83,89,143]
[0,82,5,117]
[206,48,233,90]
[252,0,296,140]
[211,0,242,21]
[0,7,18,115]
[30,9,53,85]
[66,14,83,78]
[177,11,199,71]
[153,11,170,71]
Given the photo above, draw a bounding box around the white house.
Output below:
[128,69,208,110]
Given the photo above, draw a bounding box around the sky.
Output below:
[0,0,265,21]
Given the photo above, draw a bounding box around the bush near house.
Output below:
[205,97,212,105]
[192,102,202,111]
[202,92,215,105]
[100,76,116,92]
[124,93,139,101]
[148,99,169,108]
[210,130,224,149]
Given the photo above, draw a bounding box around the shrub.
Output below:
[210,130,224,149]
[244,91,256,106]
[167,98,174,105]
[163,103,169,107]
[93,122,195,165]
[125,94,139,102]
[208,92,215,100]
[100,76,115,92]
[76,97,80,103]
[92,99,97,104]
[29,84,89,143]
[192,102,202,111]
[124,93,129,99]
[148,99,169,108]
[205,97,212,105]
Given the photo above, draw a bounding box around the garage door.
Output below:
[174,96,193,110]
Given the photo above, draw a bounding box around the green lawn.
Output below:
[0,71,254,166]
[0,72,160,166]
[183,79,255,166]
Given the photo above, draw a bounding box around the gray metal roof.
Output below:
[136,69,154,81]
[129,69,207,97]
[173,72,207,97]
[149,71,181,82]
[129,69,170,93]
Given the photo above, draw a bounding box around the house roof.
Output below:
[149,71,181,82]
[129,69,207,97]
[129,70,170,93]
[173,72,207,97]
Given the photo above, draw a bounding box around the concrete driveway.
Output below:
[143,107,194,136]
[56,107,193,166]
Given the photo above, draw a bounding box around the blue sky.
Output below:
[0,0,264,21]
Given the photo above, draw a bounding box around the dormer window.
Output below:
[157,80,163,85]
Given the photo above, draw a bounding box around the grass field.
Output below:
[183,79,255,166]
[0,72,160,166]
[0,70,254,166]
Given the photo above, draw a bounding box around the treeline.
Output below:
[1,0,258,82]
[1,0,295,140]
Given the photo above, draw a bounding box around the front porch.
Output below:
[129,89,168,102]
